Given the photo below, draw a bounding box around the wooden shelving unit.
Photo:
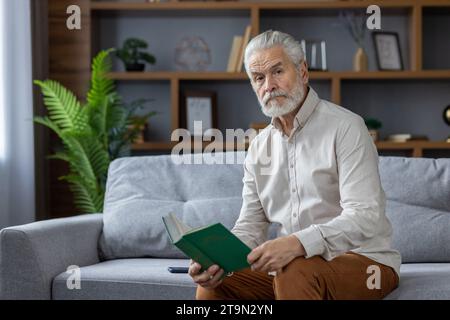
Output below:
[108,70,450,81]
[89,0,450,156]
[131,140,450,158]
[91,0,450,11]
[132,140,249,151]
[375,141,450,157]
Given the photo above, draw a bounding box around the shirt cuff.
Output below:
[294,225,325,258]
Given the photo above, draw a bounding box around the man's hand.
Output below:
[247,235,306,273]
[188,259,224,289]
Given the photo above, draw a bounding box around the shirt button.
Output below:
[292,188,296,193]
[290,164,294,168]
[293,213,298,218]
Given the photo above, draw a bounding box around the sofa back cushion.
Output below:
[379,157,450,263]
[100,152,450,263]
[99,152,246,259]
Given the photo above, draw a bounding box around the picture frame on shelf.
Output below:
[181,90,217,138]
[372,31,404,71]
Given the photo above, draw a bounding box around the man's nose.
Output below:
[264,76,277,94]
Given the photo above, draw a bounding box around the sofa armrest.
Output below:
[0,213,103,300]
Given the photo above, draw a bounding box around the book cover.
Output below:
[162,213,251,275]
[227,36,243,72]
[235,25,252,72]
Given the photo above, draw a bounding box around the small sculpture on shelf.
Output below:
[116,38,156,72]
[364,118,382,142]
[174,36,211,71]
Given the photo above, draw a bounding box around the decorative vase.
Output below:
[353,47,368,72]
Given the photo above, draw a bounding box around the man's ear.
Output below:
[299,60,309,84]
[302,59,308,71]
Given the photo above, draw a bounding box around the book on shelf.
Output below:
[162,213,251,275]
[386,134,429,142]
[227,36,243,72]
[235,25,252,72]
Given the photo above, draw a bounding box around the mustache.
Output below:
[263,91,289,105]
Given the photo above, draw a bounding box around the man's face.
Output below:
[248,46,308,118]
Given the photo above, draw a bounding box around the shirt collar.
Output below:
[270,86,320,136]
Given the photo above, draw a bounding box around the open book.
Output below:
[162,213,251,275]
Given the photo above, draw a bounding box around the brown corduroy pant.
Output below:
[196,252,399,300]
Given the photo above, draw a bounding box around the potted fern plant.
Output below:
[116,38,156,72]
[34,49,156,213]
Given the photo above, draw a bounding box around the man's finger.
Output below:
[194,265,219,284]
[207,264,220,274]
[251,255,269,272]
[202,269,224,288]
[247,246,263,264]
[188,262,201,277]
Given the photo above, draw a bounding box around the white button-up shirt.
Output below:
[232,86,401,276]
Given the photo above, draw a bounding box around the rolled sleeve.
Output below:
[294,225,325,258]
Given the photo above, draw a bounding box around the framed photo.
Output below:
[372,32,404,71]
[181,90,217,137]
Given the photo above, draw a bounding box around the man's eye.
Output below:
[255,76,264,82]
[275,69,283,74]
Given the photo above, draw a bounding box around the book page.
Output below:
[162,213,192,243]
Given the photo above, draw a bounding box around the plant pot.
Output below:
[368,129,379,142]
[353,47,368,72]
[125,63,146,72]
[127,124,145,144]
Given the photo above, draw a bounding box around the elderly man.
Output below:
[190,30,401,300]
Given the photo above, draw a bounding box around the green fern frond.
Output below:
[47,151,70,162]
[81,135,110,185]
[88,93,125,149]
[87,48,116,108]
[105,93,126,132]
[60,134,99,191]
[34,80,88,133]
[34,117,104,188]
[64,174,104,213]
[34,116,64,137]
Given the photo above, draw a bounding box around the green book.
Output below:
[162,213,251,275]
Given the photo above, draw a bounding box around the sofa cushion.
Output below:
[52,258,196,300]
[379,157,450,213]
[52,259,450,300]
[385,263,450,300]
[99,152,246,260]
[379,157,450,263]
[386,200,450,263]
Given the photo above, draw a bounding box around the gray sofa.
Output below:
[1,153,449,300]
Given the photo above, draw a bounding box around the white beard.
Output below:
[258,81,305,118]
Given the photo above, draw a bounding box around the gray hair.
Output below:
[244,30,305,78]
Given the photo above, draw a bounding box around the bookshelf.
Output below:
[55,0,450,157]
[42,0,450,218]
